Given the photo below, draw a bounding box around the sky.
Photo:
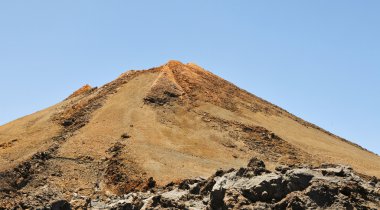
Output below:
[0,1,379,154]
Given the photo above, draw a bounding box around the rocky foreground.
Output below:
[23,158,378,210]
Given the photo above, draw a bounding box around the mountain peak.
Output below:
[165,60,184,67]
[162,60,189,72]
[1,61,379,208]
[162,60,203,73]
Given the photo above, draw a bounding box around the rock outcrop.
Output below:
[25,158,379,209]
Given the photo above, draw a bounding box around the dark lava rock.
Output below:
[62,119,74,127]
[121,132,131,139]
[51,200,71,210]
[210,186,227,210]
[247,157,265,169]
[147,177,156,189]
[306,183,339,207]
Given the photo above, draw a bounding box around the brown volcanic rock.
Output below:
[0,60,379,208]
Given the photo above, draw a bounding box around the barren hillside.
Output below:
[0,60,379,208]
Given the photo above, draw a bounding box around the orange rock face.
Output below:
[67,84,93,99]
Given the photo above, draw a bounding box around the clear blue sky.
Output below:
[0,1,379,154]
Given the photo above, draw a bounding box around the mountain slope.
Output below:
[0,60,379,207]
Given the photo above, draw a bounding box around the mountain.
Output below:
[0,60,379,208]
